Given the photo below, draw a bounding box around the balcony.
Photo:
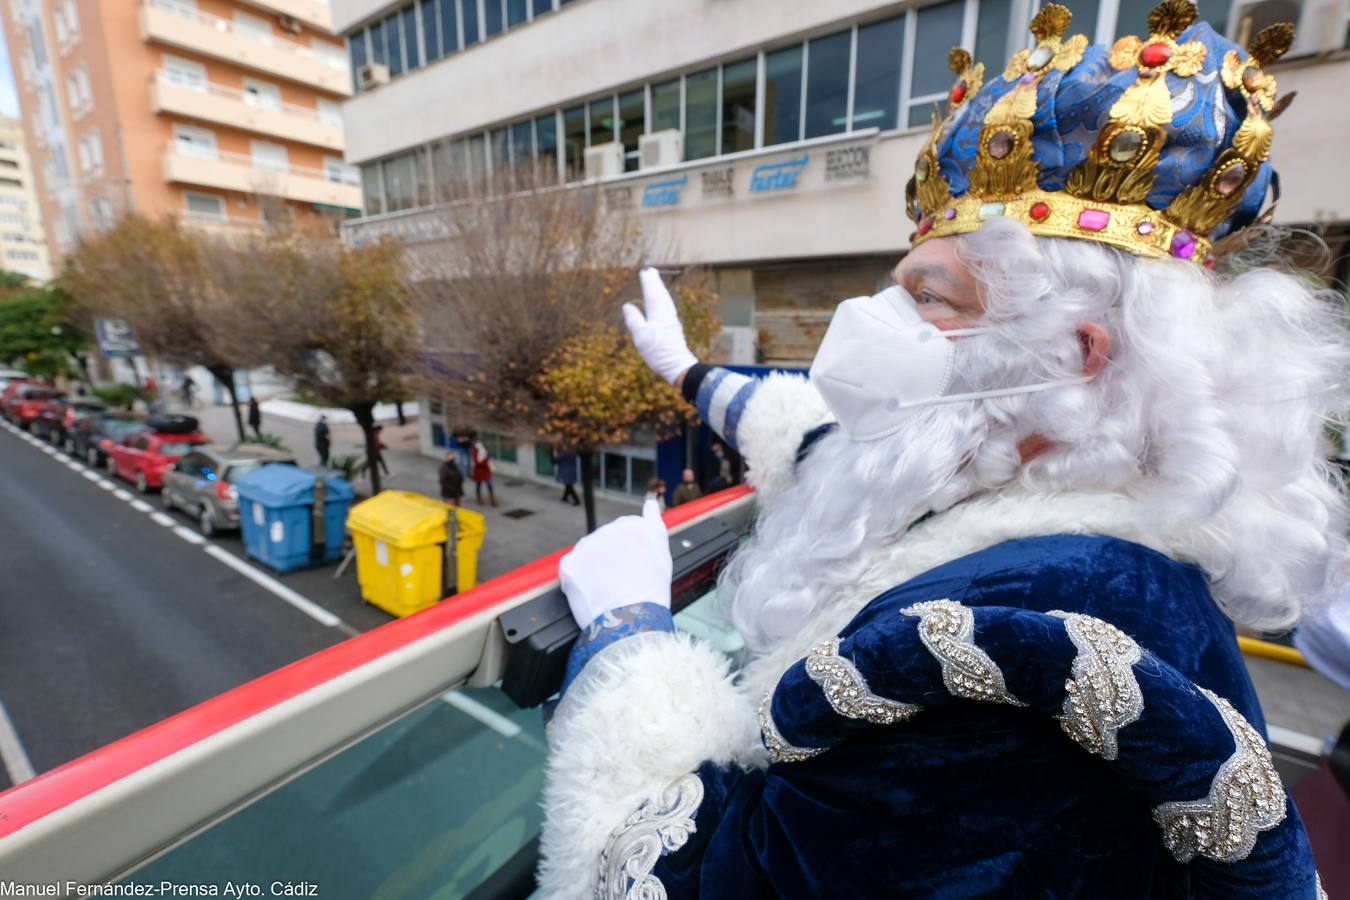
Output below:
[151,71,344,151]
[235,0,333,32]
[162,146,362,210]
[139,0,351,97]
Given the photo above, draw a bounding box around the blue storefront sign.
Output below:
[642,176,689,208]
[749,154,809,193]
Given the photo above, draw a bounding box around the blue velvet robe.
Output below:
[640,534,1319,898]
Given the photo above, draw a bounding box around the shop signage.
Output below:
[748,154,809,193]
[94,318,139,359]
[642,176,688,208]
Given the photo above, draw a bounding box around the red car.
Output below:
[2,382,61,429]
[106,416,209,493]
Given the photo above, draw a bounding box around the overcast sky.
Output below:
[0,20,21,119]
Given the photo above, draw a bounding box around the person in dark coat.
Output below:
[438,452,464,506]
[372,424,391,475]
[247,396,262,438]
[314,415,331,467]
[553,450,580,505]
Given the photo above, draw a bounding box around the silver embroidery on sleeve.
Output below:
[901,599,1025,706]
[806,637,923,725]
[1048,610,1144,760]
[1152,687,1286,863]
[596,773,704,900]
[1316,873,1327,900]
[758,689,827,763]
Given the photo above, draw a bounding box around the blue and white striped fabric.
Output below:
[694,368,757,451]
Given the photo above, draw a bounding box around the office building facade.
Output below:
[333,0,1350,497]
[0,115,51,281]
[3,0,361,268]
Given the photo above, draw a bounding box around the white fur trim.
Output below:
[538,631,761,899]
[735,373,833,503]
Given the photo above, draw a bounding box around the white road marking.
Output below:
[129,500,153,513]
[64,461,83,471]
[173,526,206,545]
[440,691,523,738]
[1268,724,1325,756]
[149,512,175,527]
[97,481,115,491]
[80,470,99,481]
[112,489,133,501]
[0,700,35,785]
[40,445,55,455]
[202,545,345,630]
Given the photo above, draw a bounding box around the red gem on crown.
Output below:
[950,82,967,104]
[1139,42,1172,68]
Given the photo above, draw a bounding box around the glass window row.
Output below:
[356,0,1237,217]
[347,0,578,91]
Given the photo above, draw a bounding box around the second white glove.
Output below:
[622,267,698,385]
[558,499,673,627]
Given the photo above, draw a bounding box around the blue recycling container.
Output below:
[235,465,354,573]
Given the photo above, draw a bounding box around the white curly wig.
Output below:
[726,217,1350,653]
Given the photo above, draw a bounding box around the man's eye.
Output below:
[917,290,944,305]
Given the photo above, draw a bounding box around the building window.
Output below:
[55,0,80,51]
[324,156,355,184]
[242,78,282,111]
[763,45,803,146]
[80,131,103,174]
[562,104,585,180]
[318,99,342,127]
[384,11,405,76]
[536,111,558,182]
[853,16,904,131]
[684,67,718,160]
[804,29,851,138]
[460,0,480,46]
[908,0,965,126]
[250,140,288,173]
[233,10,274,46]
[973,0,1014,71]
[65,65,94,116]
[369,19,386,65]
[479,431,517,463]
[720,57,757,154]
[587,96,615,148]
[1058,0,1100,44]
[618,89,644,171]
[651,79,680,133]
[507,0,527,28]
[402,5,421,69]
[509,120,534,169]
[184,192,226,222]
[361,162,384,214]
[421,0,441,61]
[173,124,217,160]
[162,55,206,91]
[440,0,459,54]
[532,0,552,17]
[484,0,503,36]
[348,30,368,91]
[382,153,416,211]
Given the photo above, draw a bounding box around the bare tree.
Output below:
[62,215,263,440]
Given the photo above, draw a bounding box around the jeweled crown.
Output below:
[905,0,1295,266]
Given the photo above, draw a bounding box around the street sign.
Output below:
[94,318,139,358]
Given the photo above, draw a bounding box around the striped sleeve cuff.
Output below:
[685,366,757,452]
[559,602,676,699]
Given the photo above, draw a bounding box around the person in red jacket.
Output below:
[470,436,496,507]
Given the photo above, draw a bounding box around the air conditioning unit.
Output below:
[358,63,389,89]
[277,13,302,34]
[639,129,682,170]
[583,142,624,181]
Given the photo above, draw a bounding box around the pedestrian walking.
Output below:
[247,396,262,438]
[644,477,667,510]
[471,436,496,506]
[372,424,391,475]
[671,468,702,506]
[182,376,197,408]
[314,415,331,467]
[438,452,464,506]
[553,450,580,506]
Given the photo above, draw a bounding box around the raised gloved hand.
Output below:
[622,268,698,385]
[558,499,672,627]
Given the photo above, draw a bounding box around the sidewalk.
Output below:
[180,399,639,582]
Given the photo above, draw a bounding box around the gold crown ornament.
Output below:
[905,0,1296,266]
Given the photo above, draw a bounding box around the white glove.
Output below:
[558,499,672,627]
[623,268,698,385]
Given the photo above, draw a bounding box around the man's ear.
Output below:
[1077,322,1111,377]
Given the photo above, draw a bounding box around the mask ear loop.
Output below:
[894,375,1095,411]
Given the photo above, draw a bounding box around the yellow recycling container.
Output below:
[345,490,487,618]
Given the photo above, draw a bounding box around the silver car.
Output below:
[161,444,296,535]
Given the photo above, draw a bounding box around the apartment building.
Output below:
[0,115,51,281]
[333,0,1350,498]
[4,0,361,269]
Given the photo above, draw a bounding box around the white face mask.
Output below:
[809,286,1092,442]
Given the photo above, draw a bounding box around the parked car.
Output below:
[106,415,209,493]
[2,383,62,429]
[33,396,106,447]
[0,368,28,394]
[70,413,145,469]
[162,445,297,535]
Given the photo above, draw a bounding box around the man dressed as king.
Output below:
[538,3,1341,896]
